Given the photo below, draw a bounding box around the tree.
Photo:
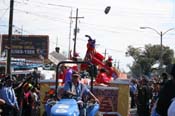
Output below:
[126,44,174,78]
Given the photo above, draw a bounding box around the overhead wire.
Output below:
[15,0,172,19]
[13,1,124,34]
[15,1,71,16]
[1,0,10,7]
[14,0,73,19]
[4,0,175,50]
[14,8,70,24]
[0,8,9,10]
[0,8,9,21]
[80,22,138,33]
[14,0,174,34]
[13,0,174,31]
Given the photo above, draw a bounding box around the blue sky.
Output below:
[0,0,175,72]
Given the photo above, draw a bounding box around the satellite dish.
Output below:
[104,6,111,14]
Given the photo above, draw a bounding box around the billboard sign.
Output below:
[1,34,49,60]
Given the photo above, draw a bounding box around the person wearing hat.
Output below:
[63,71,100,116]
[0,75,19,116]
[156,64,175,116]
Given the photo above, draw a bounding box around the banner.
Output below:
[1,34,49,60]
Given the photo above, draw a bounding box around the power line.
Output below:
[14,8,70,23]
[0,8,9,21]
[0,8,9,10]
[14,0,173,20]
[14,0,72,18]
[80,22,138,33]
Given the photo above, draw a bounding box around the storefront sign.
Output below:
[1,34,49,60]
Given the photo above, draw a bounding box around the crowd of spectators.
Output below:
[0,69,40,116]
[129,64,175,116]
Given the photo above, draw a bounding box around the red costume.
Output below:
[96,71,111,85]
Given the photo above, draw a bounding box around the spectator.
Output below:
[32,68,40,86]
[168,97,175,116]
[0,75,19,116]
[22,83,34,116]
[137,76,152,116]
[130,79,137,108]
[156,64,175,116]
[160,72,169,89]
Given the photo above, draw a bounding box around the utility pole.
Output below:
[117,60,120,69]
[68,9,72,59]
[114,59,120,69]
[114,59,116,67]
[103,49,108,59]
[6,0,14,75]
[70,8,84,57]
[159,32,163,73]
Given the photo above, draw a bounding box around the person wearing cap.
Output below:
[63,71,100,115]
[156,64,175,116]
[0,75,19,116]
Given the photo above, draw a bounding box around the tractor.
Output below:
[43,61,99,116]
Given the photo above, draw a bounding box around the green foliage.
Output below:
[126,44,174,78]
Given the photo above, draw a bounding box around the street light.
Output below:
[140,26,175,74]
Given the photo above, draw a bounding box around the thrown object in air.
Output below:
[104,6,111,14]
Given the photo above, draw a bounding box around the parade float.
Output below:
[40,35,129,116]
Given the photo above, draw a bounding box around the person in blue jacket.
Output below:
[0,75,19,116]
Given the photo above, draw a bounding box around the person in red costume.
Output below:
[95,68,111,85]
[104,56,119,80]
[58,65,67,84]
